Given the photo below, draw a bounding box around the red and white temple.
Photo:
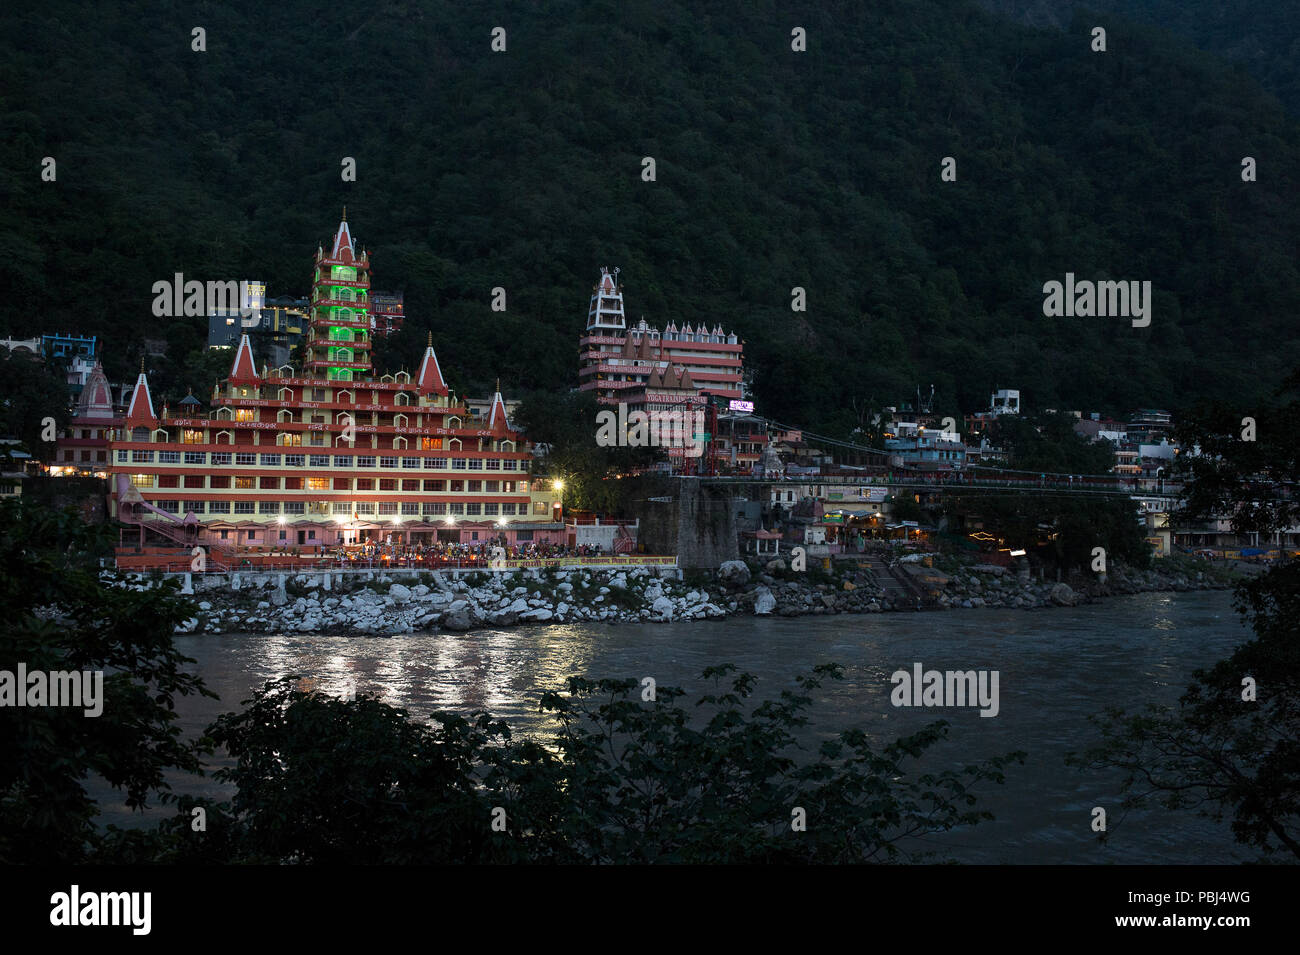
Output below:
[51,359,118,477]
[577,266,745,407]
[109,213,563,570]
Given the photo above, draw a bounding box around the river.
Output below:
[97,590,1251,864]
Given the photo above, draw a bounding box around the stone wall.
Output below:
[631,477,738,568]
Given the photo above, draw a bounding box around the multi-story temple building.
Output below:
[110,212,562,568]
[577,267,745,407]
[51,359,118,477]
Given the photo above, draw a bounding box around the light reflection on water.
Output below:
[95,591,1251,864]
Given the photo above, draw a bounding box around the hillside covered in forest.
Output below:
[2,0,1298,435]
[977,1,1300,115]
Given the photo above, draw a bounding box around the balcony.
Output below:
[310,315,371,330]
[304,358,371,371]
[313,297,370,309]
[313,259,370,275]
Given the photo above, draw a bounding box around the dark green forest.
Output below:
[2,0,1298,436]
[979,1,1300,115]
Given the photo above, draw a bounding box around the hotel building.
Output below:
[110,212,562,567]
[370,291,404,337]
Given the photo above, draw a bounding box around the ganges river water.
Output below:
[95,590,1252,864]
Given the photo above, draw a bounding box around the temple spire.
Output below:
[77,360,114,418]
[126,364,157,429]
[228,333,259,385]
[307,211,371,379]
[330,211,355,259]
[586,266,627,332]
[488,380,511,436]
[417,334,448,396]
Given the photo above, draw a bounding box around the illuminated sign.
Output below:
[729,400,754,412]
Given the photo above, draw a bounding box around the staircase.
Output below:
[614,523,636,554]
[863,551,928,610]
[118,506,236,571]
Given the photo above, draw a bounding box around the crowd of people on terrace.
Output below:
[328,538,609,566]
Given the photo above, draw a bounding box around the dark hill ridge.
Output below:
[1,0,1297,432]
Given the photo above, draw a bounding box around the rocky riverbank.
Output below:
[159,553,1238,635]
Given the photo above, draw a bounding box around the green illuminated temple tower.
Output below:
[306,208,372,380]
